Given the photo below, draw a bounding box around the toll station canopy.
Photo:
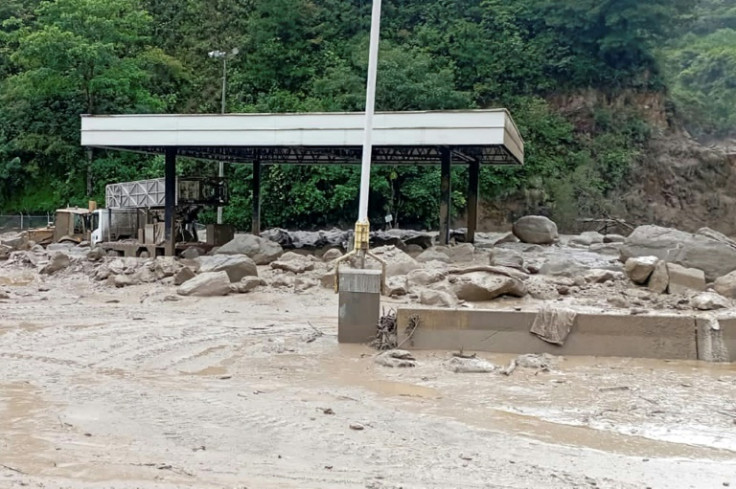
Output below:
[80,109,524,245]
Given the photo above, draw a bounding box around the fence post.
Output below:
[20,213,23,230]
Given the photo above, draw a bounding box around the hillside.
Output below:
[1,0,734,233]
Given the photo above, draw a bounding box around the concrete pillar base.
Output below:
[338,269,382,344]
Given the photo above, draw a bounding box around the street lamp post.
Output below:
[208,48,239,224]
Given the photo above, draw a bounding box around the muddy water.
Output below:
[315,344,736,460]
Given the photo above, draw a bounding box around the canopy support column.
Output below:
[164,147,177,256]
[251,158,261,235]
[439,147,452,246]
[466,160,480,243]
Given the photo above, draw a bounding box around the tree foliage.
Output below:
[1,0,726,231]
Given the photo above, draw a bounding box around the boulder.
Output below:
[153,258,180,279]
[39,252,70,275]
[648,260,669,294]
[113,274,137,288]
[95,265,111,281]
[173,266,196,286]
[419,288,457,308]
[271,257,315,274]
[404,233,434,249]
[603,234,626,243]
[385,276,408,297]
[133,267,157,283]
[489,248,524,270]
[624,256,659,284]
[216,234,283,264]
[446,243,476,263]
[47,243,73,252]
[86,246,106,262]
[512,216,558,244]
[180,247,202,259]
[294,276,318,292]
[569,231,604,246]
[589,243,622,255]
[198,255,258,283]
[714,270,736,299]
[666,263,706,295]
[490,232,518,246]
[407,269,446,287]
[584,269,621,284]
[539,256,587,277]
[691,292,731,311]
[620,225,736,281]
[319,271,335,289]
[177,271,231,297]
[696,227,736,249]
[371,246,421,277]
[452,272,527,302]
[322,248,343,262]
[230,276,266,294]
[0,244,12,260]
[1,233,27,250]
[445,356,497,373]
[416,248,451,264]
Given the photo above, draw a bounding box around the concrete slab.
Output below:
[396,308,698,360]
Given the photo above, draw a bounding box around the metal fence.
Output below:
[0,214,53,233]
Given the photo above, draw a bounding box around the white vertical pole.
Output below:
[217,57,227,225]
[357,0,382,223]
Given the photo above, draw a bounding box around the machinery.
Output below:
[42,176,229,256]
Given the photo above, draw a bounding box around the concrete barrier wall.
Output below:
[396,308,701,360]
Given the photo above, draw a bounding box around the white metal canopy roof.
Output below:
[80,109,524,165]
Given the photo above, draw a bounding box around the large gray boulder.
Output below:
[620,225,736,282]
[216,234,283,265]
[1,233,27,250]
[624,256,658,284]
[666,263,706,295]
[371,246,422,277]
[419,288,457,308]
[177,271,231,296]
[40,252,70,275]
[452,272,527,301]
[489,248,524,270]
[416,248,451,264]
[714,270,736,299]
[512,216,559,244]
[197,255,258,283]
[0,244,12,260]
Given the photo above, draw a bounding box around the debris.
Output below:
[374,349,416,368]
[515,353,557,370]
[530,306,577,345]
[499,359,518,376]
[445,356,497,373]
[599,386,630,392]
[452,350,477,359]
[1,464,25,474]
[320,408,335,415]
[372,308,397,350]
[349,423,364,431]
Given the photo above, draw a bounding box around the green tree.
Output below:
[0,0,185,210]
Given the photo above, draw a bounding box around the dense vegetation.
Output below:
[0,0,732,231]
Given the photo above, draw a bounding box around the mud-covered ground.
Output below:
[1,267,735,489]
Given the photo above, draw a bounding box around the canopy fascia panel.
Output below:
[81,110,524,166]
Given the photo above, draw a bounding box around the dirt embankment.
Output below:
[474,90,736,236]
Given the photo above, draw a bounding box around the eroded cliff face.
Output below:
[621,136,736,236]
[471,90,736,236]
